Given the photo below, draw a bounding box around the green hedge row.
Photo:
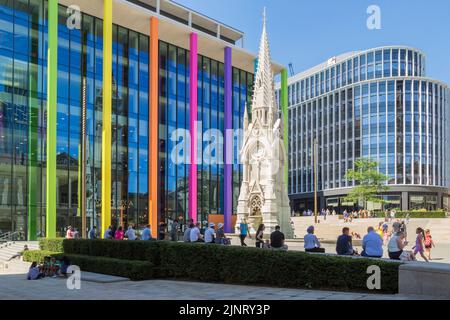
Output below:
[372,211,447,218]
[157,242,400,293]
[39,238,65,252]
[35,238,401,293]
[23,250,62,263]
[23,250,154,281]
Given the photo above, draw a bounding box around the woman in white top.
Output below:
[304,226,324,253]
[388,231,407,260]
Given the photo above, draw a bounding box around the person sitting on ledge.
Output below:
[304,226,325,253]
[270,226,288,251]
[361,226,383,258]
[204,223,216,244]
[190,222,204,243]
[336,227,358,256]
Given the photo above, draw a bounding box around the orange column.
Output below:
[149,17,159,237]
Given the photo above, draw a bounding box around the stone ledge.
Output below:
[399,262,450,298]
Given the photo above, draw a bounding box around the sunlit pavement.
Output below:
[0,260,438,300]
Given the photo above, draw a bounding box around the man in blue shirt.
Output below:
[362,227,383,258]
[141,225,152,240]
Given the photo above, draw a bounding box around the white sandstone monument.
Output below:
[235,10,294,238]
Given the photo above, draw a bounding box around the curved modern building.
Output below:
[276,46,450,213]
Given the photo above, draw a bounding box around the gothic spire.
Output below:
[251,8,276,117]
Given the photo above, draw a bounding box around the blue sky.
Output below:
[177,0,450,84]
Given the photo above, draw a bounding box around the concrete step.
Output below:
[0,241,39,262]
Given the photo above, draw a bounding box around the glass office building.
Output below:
[276,46,450,213]
[0,0,285,239]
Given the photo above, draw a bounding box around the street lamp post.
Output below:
[313,138,318,224]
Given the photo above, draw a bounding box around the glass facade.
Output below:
[157,41,253,225]
[280,47,450,211]
[0,1,254,236]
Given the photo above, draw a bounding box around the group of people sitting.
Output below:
[27,256,71,280]
[183,220,230,245]
[303,220,433,262]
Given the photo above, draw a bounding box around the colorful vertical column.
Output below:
[46,0,58,238]
[27,62,38,240]
[224,47,232,233]
[189,33,198,223]
[281,69,289,186]
[149,17,159,237]
[101,0,113,237]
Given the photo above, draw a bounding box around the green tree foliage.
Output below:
[344,158,390,210]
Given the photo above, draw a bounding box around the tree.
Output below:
[344,158,390,210]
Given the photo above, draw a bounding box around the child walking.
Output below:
[424,229,435,261]
[413,227,429,262]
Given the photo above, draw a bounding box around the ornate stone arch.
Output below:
[250,194,263,216]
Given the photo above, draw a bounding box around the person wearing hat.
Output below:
[204,223,216,244]
[215,223,225,244]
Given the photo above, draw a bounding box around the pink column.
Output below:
[189,33,198,223]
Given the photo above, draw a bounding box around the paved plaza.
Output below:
[0,260,438,300]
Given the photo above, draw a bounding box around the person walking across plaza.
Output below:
[304,226,324,253]
[238,218,252,246]
[255,224,265,248]
[361,227,383,258]
[424,229,435,260]
[413,227,429,262]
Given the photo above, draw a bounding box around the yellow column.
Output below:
[101,0,112,237]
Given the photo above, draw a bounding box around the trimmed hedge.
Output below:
[23,250,62,263]
[157,242,400,293]
[36,238,401,293]
[372,210,447,219]
[39,238,65,252]
[23,250,154,281]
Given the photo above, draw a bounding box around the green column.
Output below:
[46,0,58,238]
[281,68,289,186]
[27,9,40,241]
[27,65,38,240]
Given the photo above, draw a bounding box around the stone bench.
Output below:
[399,262,450,298]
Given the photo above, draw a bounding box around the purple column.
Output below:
[224,47,232,233]
[189,33,198,223]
